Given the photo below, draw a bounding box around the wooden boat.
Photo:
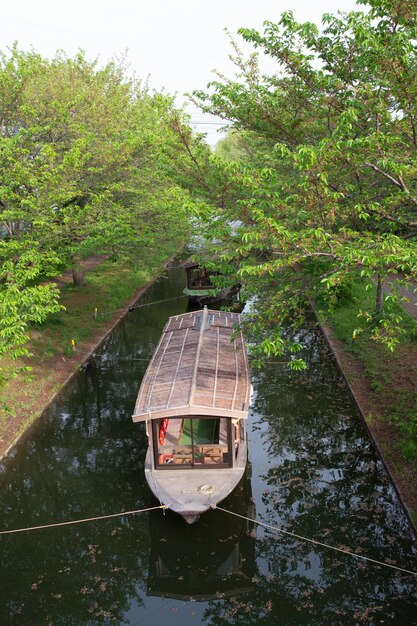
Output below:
[132,306,251,523]
[182,259,240,306]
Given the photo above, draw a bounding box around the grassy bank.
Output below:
[317,278,417,523]
[0,249,178,458]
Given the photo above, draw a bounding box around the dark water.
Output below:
[0,264,416,625]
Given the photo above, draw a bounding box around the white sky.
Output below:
[0,0,359,144]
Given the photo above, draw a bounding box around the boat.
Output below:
[181,259,240,306]
[132,306,251,523]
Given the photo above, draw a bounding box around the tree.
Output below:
[0,46,191,383]
[190,0,417,359]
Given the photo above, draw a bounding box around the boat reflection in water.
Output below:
[146,470,257,601]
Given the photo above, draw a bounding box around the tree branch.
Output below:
[364,162,417,207]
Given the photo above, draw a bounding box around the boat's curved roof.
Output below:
[132,308,251,422]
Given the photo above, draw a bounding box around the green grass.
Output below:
[29,252,174,360]
[321,277,416,347]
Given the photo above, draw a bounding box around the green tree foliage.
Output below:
[0,46,191,381]
[191,0,417,359]
[215,130,252,162]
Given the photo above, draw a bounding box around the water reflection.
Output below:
[0,265,416,625]
[244,326,417,624]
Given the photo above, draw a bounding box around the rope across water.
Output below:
[212,505,417,578]
[94,295,188,318]
[1,503,416,578]
[0,505,168,536]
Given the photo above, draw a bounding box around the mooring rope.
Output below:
[2,503,416,577]
[212,505,417,578]
[0,505,168,536]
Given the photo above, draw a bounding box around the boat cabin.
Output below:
[152,414,245,468]
[181,259,240,306]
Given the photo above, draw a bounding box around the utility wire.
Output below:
[191,121,231,126]
[0,15,226,61]
[94,294,187,318]
[213,505,417,578]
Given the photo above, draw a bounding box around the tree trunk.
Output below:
[376,273,384,315]
[72,266,85,286]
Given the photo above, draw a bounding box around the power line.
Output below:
[191,121,231,126]
[0,15,226,61]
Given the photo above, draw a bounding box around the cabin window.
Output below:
[153,417,231,468]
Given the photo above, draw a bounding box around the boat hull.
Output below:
[144,443,247,524]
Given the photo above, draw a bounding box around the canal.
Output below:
[0,263,416,625]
